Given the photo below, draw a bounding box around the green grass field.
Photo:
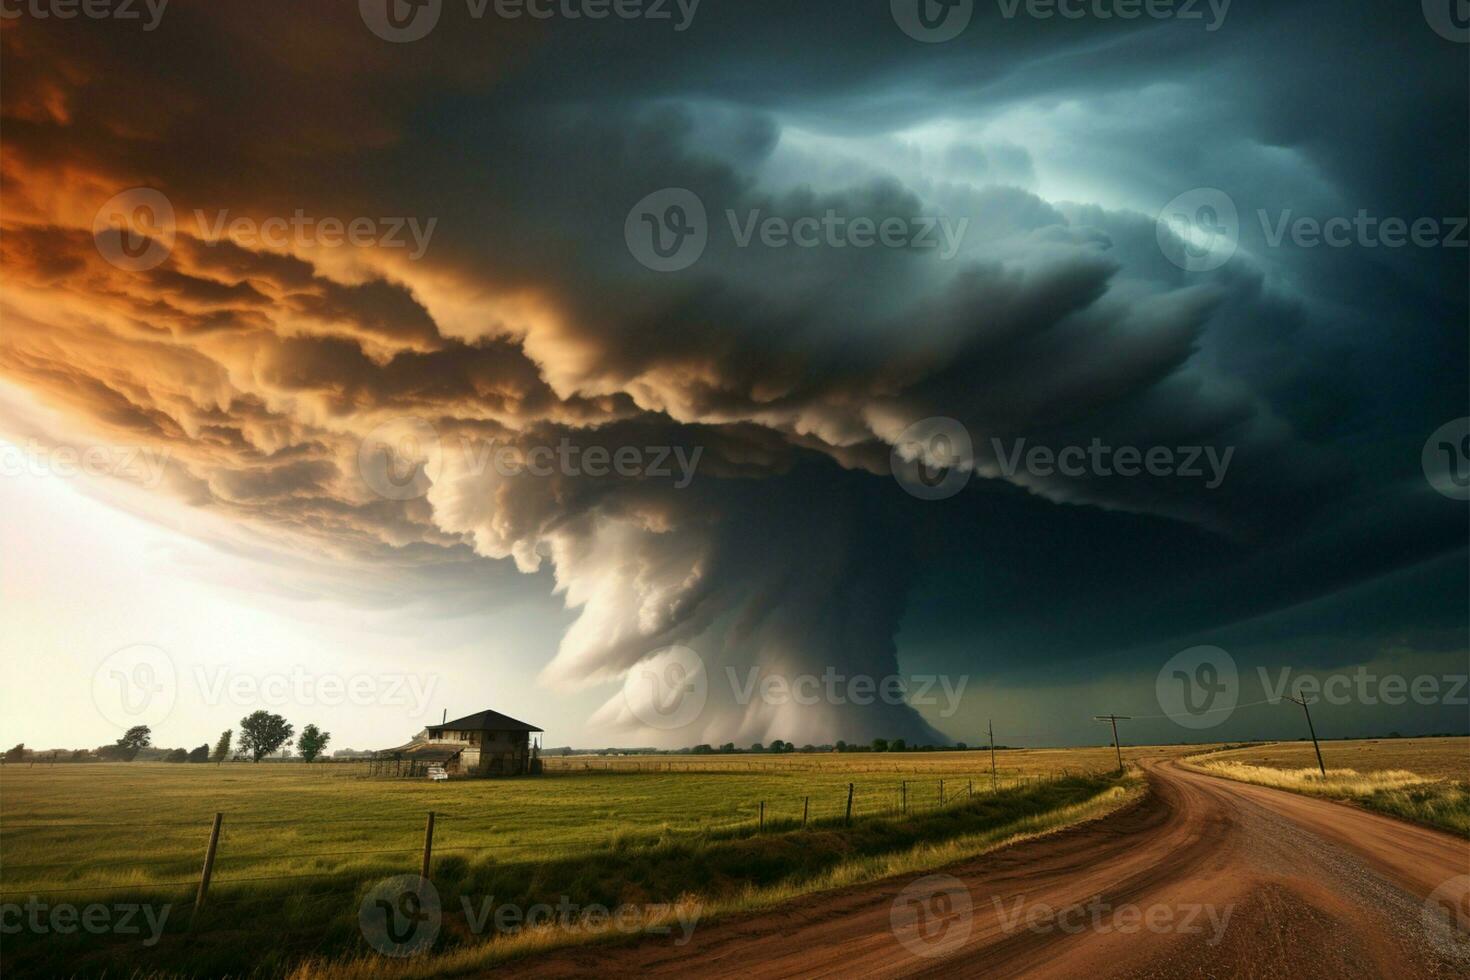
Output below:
[1,750,1145,977]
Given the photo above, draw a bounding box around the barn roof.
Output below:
[435,709,543,732]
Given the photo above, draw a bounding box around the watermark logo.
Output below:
[891,0,973,43]
[357,417,443,501]
[0,0,169,30]
[726,667,969,719]
[993,0,1229,30]
[360,0,442,42]
[0,439,171,488]
[1258,667,1467,707]
[1156,645,1238,729]
[93,187,175,272]
[1422,417,1470,501]
[1421,875,1470,940]
[626,188,708,272]
[0,900,172,946]
[1423,0,1470,43]
[993,894,1234,944]
[360,875,441,957]
[890,874,973,957]
[623,645,708,730]
[1157,187,1238,272]
[459,895,701,942]
[91,644,177,730]
[891,417,974,501]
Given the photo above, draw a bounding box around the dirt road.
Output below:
[523,760,1469,978]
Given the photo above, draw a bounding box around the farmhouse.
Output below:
[373,708,543,777]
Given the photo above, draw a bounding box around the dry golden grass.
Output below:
[1192,743,1470,838]
[1197,736,1468,781]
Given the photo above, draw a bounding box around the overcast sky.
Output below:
[1,2,1465,753]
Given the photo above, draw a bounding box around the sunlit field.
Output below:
[0,749,1152,976]
[1190,737,1470,837]
[1197,736,1469,781]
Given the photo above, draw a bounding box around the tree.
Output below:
[890,738,906,752]
[872,738,889,752]
[3,743,25,763]
[212,729,233,764]
[719,742,735,754]
[238,711,294,763]
[750,742,765,753]
[834,740,848,753]
[164,748,189,763]
[104,726,152,762]
[188,744,210,763]
[298,724,331,763]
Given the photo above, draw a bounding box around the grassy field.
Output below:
[1188,736,1469,837]
[1,749,1152,977]
[1196,736,1469,780]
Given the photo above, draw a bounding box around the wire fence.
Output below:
[0,767,1096,914]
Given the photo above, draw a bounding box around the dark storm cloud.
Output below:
[0,1,1463,743]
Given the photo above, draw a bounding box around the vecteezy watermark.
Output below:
[995,0,1229,29]
[623,646,709,731]
[1423,417,1470,501]
[890,874,973,957]
[992,894,1235,944]
[991,437,1234,489]
[1257,210,1468,250]
[1156,646,1239,730]
[1156,187,1239,272]
[358,878,700,957]
[91,644,177,731]
[1258,667,1468,708]
[889,416,1236,501]
[1421,875,1470,941]
[359,0,701,43]
[726,667,970,719]
[458,894,701,943]
[624,188,969,272]
[92,187,438,272]
[193,666,440,715]
[191,209,437,260]
[1158,187,1469,272]
[360,875,441,957]
[357,416,704,500]
[1422,0,1470,44]
[891,0,1229,42]
[0,0,168,30]
[891,417,974,501]
[0,439,171,488]
[93,187,176,272]
[0,900,172,946]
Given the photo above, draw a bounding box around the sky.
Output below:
[0,2,1466,754]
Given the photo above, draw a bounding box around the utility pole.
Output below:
[1285,695,1326,776]
[988,719,997,791]
[1094,715,1131,772]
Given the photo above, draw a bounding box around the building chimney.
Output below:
[442,708,447,724]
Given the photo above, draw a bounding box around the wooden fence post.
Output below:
[845,783,854,826]
[759,801,765,832]
[802,796,809,827]
[190,812,223,930]
[901,780,907,815]
[421,811,436,880]
[940,779,945,806]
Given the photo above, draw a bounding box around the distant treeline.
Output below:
[548,738,1005,757]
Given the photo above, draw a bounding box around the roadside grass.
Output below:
[1193,760,1470,837]
[290,772,1143,979]
[1,769,1139,977]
